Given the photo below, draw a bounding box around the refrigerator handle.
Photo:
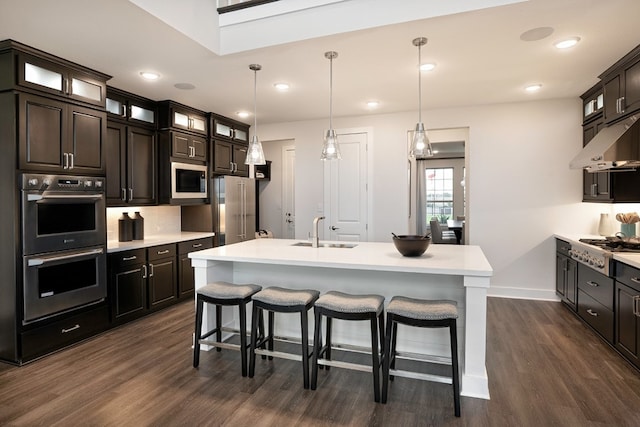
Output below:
[242,181,247,239]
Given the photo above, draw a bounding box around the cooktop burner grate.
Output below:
[579,238,640,252]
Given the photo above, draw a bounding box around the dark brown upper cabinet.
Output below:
[106,87,157,128]
[601,45,640,124]
[18,92,106,175]
[0,40,110,109]
[158,100,208,136]
[210,113,249,143]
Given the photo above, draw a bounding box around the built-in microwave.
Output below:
[171,162,207,199]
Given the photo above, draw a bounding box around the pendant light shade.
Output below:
[321,51,341,161]
[245,63,266,165]
[409,37,434,159]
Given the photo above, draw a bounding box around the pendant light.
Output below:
[321,51,341,160]
[245,63,266,165]
[409,37,434,159]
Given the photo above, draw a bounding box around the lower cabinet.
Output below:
[108,237,213,325]
[109,248,147,324]
[555,239,577,310]
[20,304,109,362]
[178,237,214,298]
[614,262,640,369]
[577,263,614,344]
[147,244,178,311]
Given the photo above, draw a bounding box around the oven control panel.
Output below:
[22,174,105,192]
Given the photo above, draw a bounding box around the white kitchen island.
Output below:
[189,238,493,399]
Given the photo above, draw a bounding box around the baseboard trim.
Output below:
[487,286,560,301]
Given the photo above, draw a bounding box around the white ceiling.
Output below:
[1,0,639,126]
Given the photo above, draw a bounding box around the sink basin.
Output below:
[292,242,357,249]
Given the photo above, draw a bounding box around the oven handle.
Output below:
[27,194,104,202]
[27,248,104,266]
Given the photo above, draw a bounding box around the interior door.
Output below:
[324,131,368,241]
[282,145,295,239]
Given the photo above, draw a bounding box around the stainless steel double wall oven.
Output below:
[21,173,107,323]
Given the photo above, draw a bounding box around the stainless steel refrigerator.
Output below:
[181,176,256,246]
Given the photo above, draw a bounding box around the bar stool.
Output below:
[381,296,460,417]
[193,281,262,377]
[311,291,385,402]
[248,286,320,389]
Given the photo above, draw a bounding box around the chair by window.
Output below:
[429,219,457,244]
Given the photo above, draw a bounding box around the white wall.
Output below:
[258,97,612,300]
[257,139,294,237]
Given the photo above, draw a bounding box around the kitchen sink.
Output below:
[292,242,357,248]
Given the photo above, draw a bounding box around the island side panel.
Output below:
[234,262,466,359]
[192,258,235,350]
[463,275,491,399]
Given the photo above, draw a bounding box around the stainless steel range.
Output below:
[570,239,615,276]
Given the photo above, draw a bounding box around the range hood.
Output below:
[570,115,640,172]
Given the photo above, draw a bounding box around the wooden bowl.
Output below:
[392,235,431,257]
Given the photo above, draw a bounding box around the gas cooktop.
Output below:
[579,238,640,253]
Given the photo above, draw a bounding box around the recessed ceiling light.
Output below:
[237,111,250,119]
[554,37,581,49]
[274,83,290,91]
[367,100,379,108]
[525,84,542,93]
[139,71,160,80]
[420,63,436,72]
[174,82,195,90]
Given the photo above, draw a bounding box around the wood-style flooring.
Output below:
[1,297,640,426]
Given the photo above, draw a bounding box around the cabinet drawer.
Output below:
[615,261,640,291]
[148,243,176,261]
[21,305,109,361]
[578,265,614,310]
[578,289,614,344]
[179,237,213,254]
[110,248,146,269]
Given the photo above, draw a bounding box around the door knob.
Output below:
[330,226,339,231]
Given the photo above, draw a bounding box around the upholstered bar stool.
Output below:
[381,296,460,417]
[193,281,262,377]
[311,291,385,402]
[248,286,320,389]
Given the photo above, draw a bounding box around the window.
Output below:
[425,167,454,224]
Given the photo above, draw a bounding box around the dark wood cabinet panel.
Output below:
[18,92,105,174]
[108,249,147,324]
[169,131,206,162]
[128,127,156,205]
[70,104,105,172]
[106,122,156,206]
[19,93,65,171]
[148,257,177,310]
[106,122,127,204]
[602,47,640,124]
[177,237,214,298]
[212,139,249,177]
[615,281,640,368]
[555,240,577,310]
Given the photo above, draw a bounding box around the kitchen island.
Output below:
[189,238,493,399]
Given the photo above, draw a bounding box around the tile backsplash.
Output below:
[106,206,181,241]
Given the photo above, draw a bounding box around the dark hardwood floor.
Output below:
[1,297,640,426]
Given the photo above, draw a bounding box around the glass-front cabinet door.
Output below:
[18,54,106,107]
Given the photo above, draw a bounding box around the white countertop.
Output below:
[189,238,493,277]
[107,232,215,253]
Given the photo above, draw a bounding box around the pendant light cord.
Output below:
[253,67,258,135]
[417,42,422,124]
[329,54,333,130]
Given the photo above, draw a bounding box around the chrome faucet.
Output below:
[312,216,325,248]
